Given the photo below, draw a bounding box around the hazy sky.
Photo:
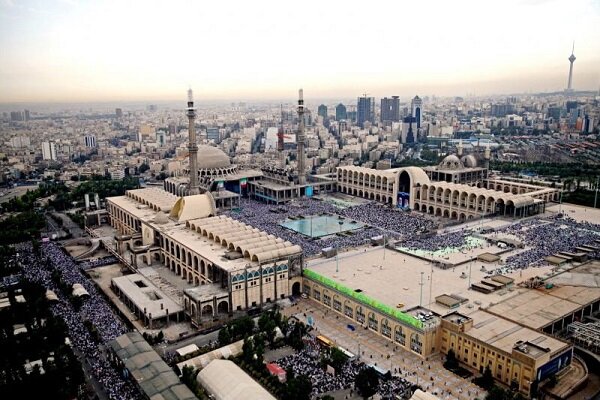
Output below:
[1,0,599,103]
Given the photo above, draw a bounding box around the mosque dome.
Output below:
[461,155,478,168]
[439,154,464,170]
[196,145,231,170]
[153,212,169,225]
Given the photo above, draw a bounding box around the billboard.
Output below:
[536,348,573,382]
[305,186,313,197]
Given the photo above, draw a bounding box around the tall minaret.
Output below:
[484,143,491,178]
[296,89,306,185]
[457,139,464,156]
[278,104,285,169]
[187,88,199,195]
[567,42,576,92]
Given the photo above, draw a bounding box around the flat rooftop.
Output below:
[486,285,600,330]
[305,246,554,316]
[466,310,568,357]
[547,260,600,288]
[111,274,183,317]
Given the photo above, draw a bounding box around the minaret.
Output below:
[186,88,199,195]
[278,104,285,169]
[457,139,464,156]
[297,89,306,185]
[484,143,491,178]
[567,42,576,92]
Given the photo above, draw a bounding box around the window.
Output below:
[344,305,353,318]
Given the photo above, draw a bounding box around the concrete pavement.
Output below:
[283,299,486,400]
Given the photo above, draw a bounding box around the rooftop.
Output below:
[111,274,183,317]
[465,310,568,357]
[108,332,195,400]
[305,246,553,317]
[486,285,600,330]
[197,359,276,400]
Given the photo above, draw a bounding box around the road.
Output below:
[157,329,221,357]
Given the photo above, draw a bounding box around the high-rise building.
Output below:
[206,127,220,143]
[357,96,374,128]
[411,96,423,128]
[41,141,57,161]
[401,117,416,144]
[566,43,576,92]
[115,108,123,118]
[335,103,347,121]
[10,111,23,121]
[24,109,30,121]
[317,104,328,120]
[380,96,400,123]
[84,135,97,148]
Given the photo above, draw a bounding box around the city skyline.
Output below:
[1,0,600,103]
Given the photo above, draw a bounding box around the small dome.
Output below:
[153,212,169,225]
[197,145,231,170]
[461,155,478,168]
[439,154,464,170]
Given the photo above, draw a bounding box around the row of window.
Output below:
[304,283,422,354]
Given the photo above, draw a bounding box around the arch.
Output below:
[428,206,434,215]
[413,202,420,211]
[202,304,213,315]
[217,301,229,314]
[421,204,427,212]
[435,207,442,216]
[477,195,486,211]
[459,213,466,221]
[504,186,511,193]
[194,256,199,271]
[512,187,518,194]
[292,282,301,296]
[451,211,458,220]
[443,209,450,218]
[398,170,411,194]
[443,188,452,204]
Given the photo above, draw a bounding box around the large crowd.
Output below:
[275,338,411,399]
[14,242,142,400]
[225,198,436,256]
[400,231,473,253]
[79,255,120,270]
[492,215,600,274]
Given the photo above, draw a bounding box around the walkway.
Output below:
[283,299,486,400]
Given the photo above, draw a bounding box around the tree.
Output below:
[474,366,494,390]
[443,349,458,370]
[355,367,379,399]
[218,327,232,347]
[326,347,347,372]
[138,163,150,173]
[285,374,312,400]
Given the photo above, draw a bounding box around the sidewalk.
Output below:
[283,300,486,400]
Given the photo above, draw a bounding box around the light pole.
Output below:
[419,272,424,307]
[559,190,563,214]
[468,257,473,289]
[594,176,599,209]
[336,250,339,273]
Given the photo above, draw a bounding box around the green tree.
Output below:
[218,327,232,347]
[355,367,379,399]
[443,349,458,370]
[474,366,495,390]
[285,374,312,400]
[326,347,347,372]
[138,163,150,173]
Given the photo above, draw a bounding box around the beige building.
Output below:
[440,310,573,396]
[302,269,441,359]
[105,187,303,327]
[336,158,559,220]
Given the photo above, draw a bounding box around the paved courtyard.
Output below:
[283,299,487,400]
